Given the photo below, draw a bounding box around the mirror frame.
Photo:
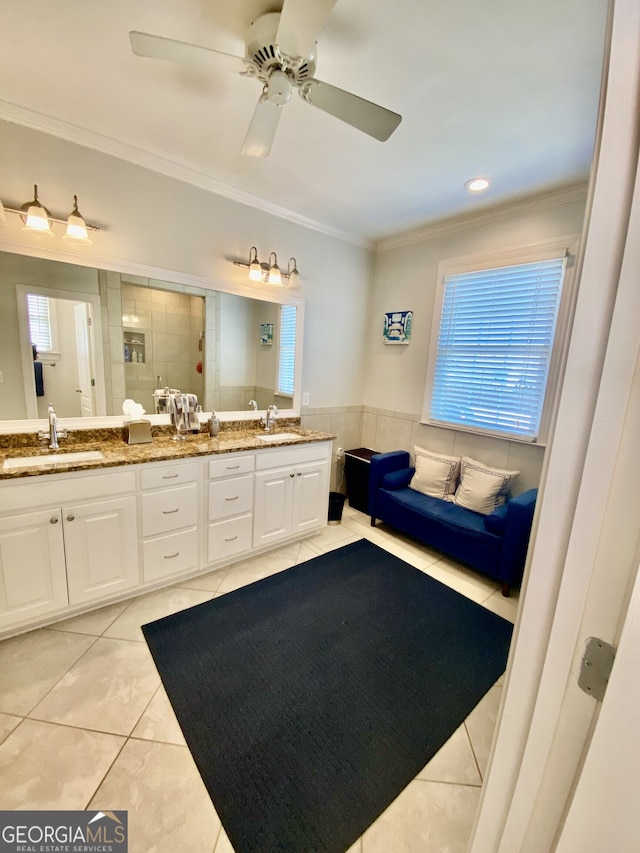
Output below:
[0,241,305,433]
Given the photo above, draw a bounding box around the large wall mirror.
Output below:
[0,250,302,423]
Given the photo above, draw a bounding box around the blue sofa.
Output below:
[368,451,537,596]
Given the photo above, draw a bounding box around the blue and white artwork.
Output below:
[383,310,413,344]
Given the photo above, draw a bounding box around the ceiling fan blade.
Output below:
[241,96,283,158]
[302,79,402,141]
[276,0,338,59]
[129,31,246,73]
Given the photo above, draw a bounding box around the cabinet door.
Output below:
[0,509,68,629]
[63,496,139,605]
[293,461,330,533]
[253,468,294,547]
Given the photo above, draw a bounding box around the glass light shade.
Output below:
[63,213,93,245]
[23,203,53,235]
[287,258,301,289]
[249,261,263,281]
[268,253,283,286]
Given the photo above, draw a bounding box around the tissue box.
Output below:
[124,419,153,445]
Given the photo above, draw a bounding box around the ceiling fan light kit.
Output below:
[1,184,98,244]
[130,0,402,158]
[234,247,301,289]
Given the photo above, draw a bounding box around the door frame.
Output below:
[470,0,640,849]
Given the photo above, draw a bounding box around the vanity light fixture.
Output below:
[233,246,301,287]
[464,176,491,193]
[0,185,99,244]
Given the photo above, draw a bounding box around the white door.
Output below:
[292,461,329,533]
[0,508,68,629]
[253,468,294,547]
[63,496,139,605]
[555,559,640,852]
[74,301,95,416]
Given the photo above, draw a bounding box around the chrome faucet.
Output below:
[38,403,67,450]
[262,404,279,432]
[248,400,258,411]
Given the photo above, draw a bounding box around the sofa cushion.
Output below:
[382,467,415,490]
[484,502,510,535]
[409,446,460,501]
[381,486,491,537]
[453,456,519,515]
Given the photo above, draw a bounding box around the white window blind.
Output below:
[26,294,53,351]
[430,257,566,439]
[277,304,296,396]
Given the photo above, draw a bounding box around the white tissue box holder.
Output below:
[125,419,153,445]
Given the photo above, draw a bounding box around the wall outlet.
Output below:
[302,392,310,406]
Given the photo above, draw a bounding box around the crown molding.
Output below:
[0,101,373,251]
[375,182,589,253]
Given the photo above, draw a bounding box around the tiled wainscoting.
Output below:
[302,405,545,494]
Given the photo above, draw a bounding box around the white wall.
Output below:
[361,195,588,492]
[0,120,373,412]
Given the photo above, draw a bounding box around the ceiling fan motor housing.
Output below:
[245,12,316,88]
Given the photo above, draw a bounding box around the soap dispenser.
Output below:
[208,411,220,437]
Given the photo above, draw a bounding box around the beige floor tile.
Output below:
[296,540,323,561]
[482,588,520,623]
[30,637,160,735]
[173,566,229,592]
[465,681,504,778]
[49,600,131,636]
[103,587,215,642]
[0,628,95,716]
[217,550,297,593]
[416,725,482,786]
[306,524,361,553]
[132,684,186,745]
[89,738,220,853]
[362,779,481,853]
[424,558,500,604]
[0,718,124,809]
[0,713,21,744]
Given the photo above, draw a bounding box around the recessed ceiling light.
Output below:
[464,177,491,192]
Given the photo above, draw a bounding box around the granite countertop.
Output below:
[0,423,336,480]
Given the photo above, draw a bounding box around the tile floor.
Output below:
[0,504,518,852]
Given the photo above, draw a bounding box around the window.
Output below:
[277,304,296,397]
[26,293,54,352]
[425,253,568,441]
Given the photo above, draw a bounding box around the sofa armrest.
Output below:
[499,488,538,586]
[368,451,410,517]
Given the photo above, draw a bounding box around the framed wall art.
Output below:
[260,323,274,345]
[383,310,412,344]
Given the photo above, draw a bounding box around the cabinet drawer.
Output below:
[140,461,199,490]
[208,475,253,520]
[255,442,331,471]
[209,455,255,479]
[141,483,198,537]
[207,514,252,562]
[143,528,198,582]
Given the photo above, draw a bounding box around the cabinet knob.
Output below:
[66,514,75,522]
[297,472,302,476]
[50,516,59,524]
[289,472,295,478]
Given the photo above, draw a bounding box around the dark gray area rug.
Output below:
[142,538,513,853]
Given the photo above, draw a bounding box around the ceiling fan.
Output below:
[129,0,402,158]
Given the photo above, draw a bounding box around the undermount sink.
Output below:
[3,450,105,470]
[257,432,303,443]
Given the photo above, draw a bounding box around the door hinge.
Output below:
[578,637,617,701]
[90,378,96,387]
[87,316,92,326]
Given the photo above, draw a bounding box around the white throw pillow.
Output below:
[453,456,520,515]
[409,447,460,501]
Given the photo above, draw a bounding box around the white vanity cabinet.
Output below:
[253,443,331,548]
[140,461,200,582]
[0,471,139,630]
[207,454,255,563]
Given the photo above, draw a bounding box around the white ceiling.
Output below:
[0,0,608,246]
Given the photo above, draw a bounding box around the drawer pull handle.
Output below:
[226,464,240,469]
[66,514,75,522]
[224,535,238,542]
[50,516,59,525]
[164,552,180,559]
[163,508,179,514]
[162,474,180,479]
[225,495,239,501]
